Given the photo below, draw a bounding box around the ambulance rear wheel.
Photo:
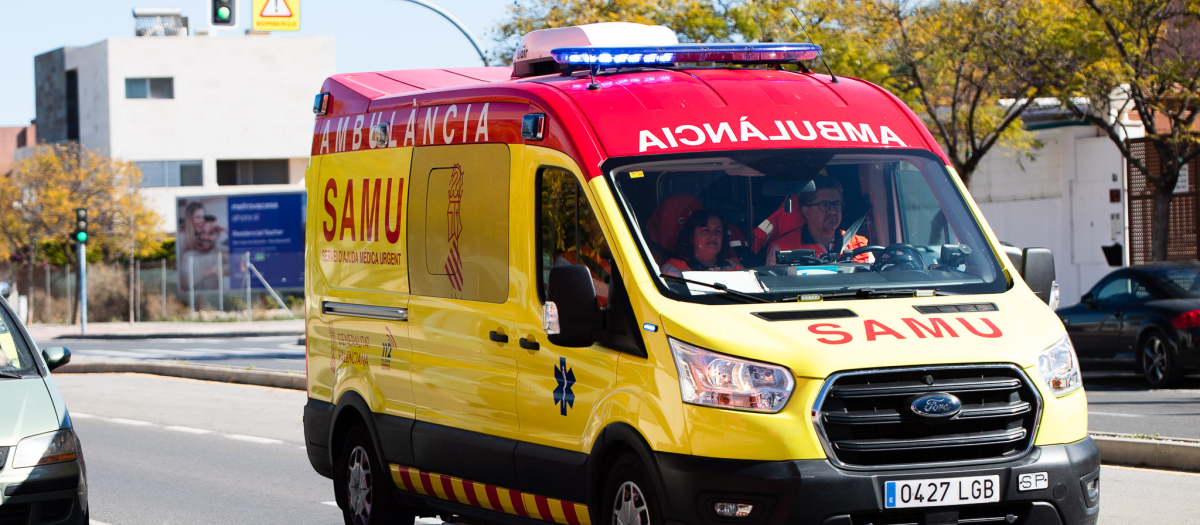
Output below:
[338,423,410,525]
[602,453,663,525]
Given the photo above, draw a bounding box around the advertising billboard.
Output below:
[176,191,306,294]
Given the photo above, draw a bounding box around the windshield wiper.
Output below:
[780,287,958,302]
[660,274,771,303]
[0,369,24,379]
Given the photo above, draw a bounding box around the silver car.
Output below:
[0,287,87,524]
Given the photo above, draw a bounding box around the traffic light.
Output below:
[74,208,88,244]
[211,0,236,27]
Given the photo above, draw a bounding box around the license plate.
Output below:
[885,475,1000,509]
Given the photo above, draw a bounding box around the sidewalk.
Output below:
[27,319,305,340]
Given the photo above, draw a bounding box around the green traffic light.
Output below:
[217,6,231,19]
[76,231,87,242]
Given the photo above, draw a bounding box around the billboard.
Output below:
[176,191,306,294]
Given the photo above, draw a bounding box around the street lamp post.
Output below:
[397,0,489,66]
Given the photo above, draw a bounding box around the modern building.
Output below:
[0,123,35,176]
[968,105,1140,305]
[33,10,334,232]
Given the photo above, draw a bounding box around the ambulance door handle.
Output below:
[519,337,540,351]
[489,331,509,344]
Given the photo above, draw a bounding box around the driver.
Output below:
[765,176,872,265]
[662,210,744,276]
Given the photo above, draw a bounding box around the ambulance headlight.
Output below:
[13,429,79,468]
[670,338,794,413]
[1037,335,1082,397]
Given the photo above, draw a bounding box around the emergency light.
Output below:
[550,43,822,67]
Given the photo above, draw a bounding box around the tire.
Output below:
[1141,331,1184,388]
[601,453,663,525]
[337,423,411,525]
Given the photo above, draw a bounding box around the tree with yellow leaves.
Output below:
[1,143,161,323]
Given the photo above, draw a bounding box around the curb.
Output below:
[50,330,304,340]
[1091,434,1200,473]
[55,359,305,390]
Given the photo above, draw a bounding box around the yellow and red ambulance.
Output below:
[303,22,1097,525]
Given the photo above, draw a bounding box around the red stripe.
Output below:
[440,476,460,503]
[398,467,416,492]
[535,495,554,522]
[561,501,580,525]
[510,490,529,517]
[485,485,503,511]
[419,471,436,496]
[462,480,482,507]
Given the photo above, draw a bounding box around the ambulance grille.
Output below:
[813,365,1040,469]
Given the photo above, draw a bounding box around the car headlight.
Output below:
[669,337,794,413]
[13,429,78,468]
[1037,335,1082,397]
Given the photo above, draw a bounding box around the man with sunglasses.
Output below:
[765,176,872,265]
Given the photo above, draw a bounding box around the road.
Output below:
[50,373,1200,525]
[40,336,305,372]
[1083,371,1200,440]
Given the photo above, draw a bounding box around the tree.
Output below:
[1,143,161,323]
[1060,0,1200,261]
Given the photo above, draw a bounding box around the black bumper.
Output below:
[655,437,1100,525]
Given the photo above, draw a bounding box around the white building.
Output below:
[969,109,1139,305]
[33,18,333,232]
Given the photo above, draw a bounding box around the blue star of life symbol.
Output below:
[554,357,576,416]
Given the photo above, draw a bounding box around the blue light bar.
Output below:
[550,43,821,67]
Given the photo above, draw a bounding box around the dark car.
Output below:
[1057,261,1200,387]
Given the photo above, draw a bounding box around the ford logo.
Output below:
[906,393,962,420]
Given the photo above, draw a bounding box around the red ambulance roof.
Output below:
[314,66,947,179]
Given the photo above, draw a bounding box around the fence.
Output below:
[2,256,302,324]
[1126,139,1200,264]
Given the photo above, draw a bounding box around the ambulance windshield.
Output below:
[606,149,1007,303]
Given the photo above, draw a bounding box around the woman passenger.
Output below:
[662,210,744,276]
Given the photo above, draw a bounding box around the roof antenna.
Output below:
[788,8,838,83]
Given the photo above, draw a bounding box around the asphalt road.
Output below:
[41,335,305,372]
[1082,371,1200,440]
[49,373,1200,525]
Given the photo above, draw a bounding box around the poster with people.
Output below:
[176,191,306,295]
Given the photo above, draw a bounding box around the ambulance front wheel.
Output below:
[602,453,663,525]
[338,423,413,525]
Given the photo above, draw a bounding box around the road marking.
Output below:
[71,413,297,447]
[1089,411,1145,418]
[91,520,113,525]
[1104,464,1200,477]
[226,434,284,445]
[71,412,97,419]
[106,417,155,426]
[164,425,214,435]
[321,501,338,507]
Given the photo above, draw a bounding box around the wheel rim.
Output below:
[347,445,373,525]
[1143,336,1167,383]
[612,481,650,525]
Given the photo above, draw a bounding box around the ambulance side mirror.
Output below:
[544,265,603,348]
[1021,247,1056,306]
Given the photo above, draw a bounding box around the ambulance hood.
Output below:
[657,287,1064,380]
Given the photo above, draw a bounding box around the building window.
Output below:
[217,160,289,185]
[135,160,203,187]
[66,70,79,140]
[125,78,174,99]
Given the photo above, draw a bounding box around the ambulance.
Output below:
[303,22,1098,525]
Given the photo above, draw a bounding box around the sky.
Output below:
[0,0,514,126]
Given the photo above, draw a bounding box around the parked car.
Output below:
[1057,261,1200,387]
[0,283,88,524]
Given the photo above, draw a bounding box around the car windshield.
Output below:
[1146,266,1200,298]
[0,301,36,377]
[605,149,1006,303]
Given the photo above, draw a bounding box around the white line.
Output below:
[91,520,114,525]
[71,412,97,419]
[225,434,285,445]
[1089,411,1144,418]
[106,417,155,426]
[164,425,215,435]
[321,501,339,507]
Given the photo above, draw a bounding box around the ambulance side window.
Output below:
[538,167,611,305]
